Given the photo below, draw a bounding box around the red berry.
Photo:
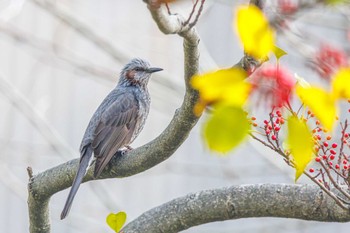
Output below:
[307,110,311,115]
[251,117,256,121]
[330,155,335,160]
[274,126,280,131]
[331,143,337,148]
[280,119,285,124]
[309,168,315,173]
[344,165,348,170]
[264,120,269,124]
[326,136,332,140]
[271,135,277,140]
[329,161,333,166]
[345,133,349,138]
[323,142,329,147]
[253,123,258,127]
[316,120,320,125]
[322,155,328,160]
[335,164,340,169]
[266,130,271,135]
[315,157,321,162]
[343,160,348,164]
[317,135,321,140]
[330,149,336,155]
[312,129,317,133]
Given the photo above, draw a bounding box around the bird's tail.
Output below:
[60,146,93,219]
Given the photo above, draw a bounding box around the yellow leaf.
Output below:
[204,105,250,153]
[272,45,287,61]
[296,85,337,131]
[106,212,127,233]
[287,116,314,181]
[191,68,250,107]
[332,68,350,99]
[236,5,275,60]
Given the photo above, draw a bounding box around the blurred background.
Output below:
[0,0,349,232]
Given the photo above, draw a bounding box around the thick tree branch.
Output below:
[28,2,200,233]
[122,184,350,232]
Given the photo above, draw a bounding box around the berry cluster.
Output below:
[250,100,350,209]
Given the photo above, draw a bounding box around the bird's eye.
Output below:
[135,67,143,71]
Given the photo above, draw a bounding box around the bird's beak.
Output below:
[148,67,163,73]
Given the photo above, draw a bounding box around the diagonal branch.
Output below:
[122,184,350,232]
[30,0,129,63]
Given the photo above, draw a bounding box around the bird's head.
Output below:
[118,58,163,87]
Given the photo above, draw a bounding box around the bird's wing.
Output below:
[92,92,139,178]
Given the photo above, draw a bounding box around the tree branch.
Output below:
[30,0,129,63]
[122,184,350,232]
[28,2,200,233]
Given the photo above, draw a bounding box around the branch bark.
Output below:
[28,2,200,233]
[122,184,350,232]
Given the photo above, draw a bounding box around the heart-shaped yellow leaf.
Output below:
[204,105,250,153]
[106,212,127,233]
[296,85,337,131]
[236,5,275,60]
[286,116,314,181]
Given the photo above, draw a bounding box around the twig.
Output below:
[250,133,276,151]
[27,167,33,179]
[305,172,348,210]
[184,0,199,25]
[319,160,350,201]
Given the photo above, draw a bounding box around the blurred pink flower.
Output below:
[314,44,347,79]
[249,65,295,108]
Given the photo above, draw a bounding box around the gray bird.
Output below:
[60,58,162,219]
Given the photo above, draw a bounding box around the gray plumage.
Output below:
[61,58,162,219]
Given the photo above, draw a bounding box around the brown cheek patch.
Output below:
[126,70,136,80]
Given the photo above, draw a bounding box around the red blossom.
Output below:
[314,44,347,79]
[249,65,295,108]
[278,0,298,14]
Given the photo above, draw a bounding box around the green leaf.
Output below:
[106,212,127,233]
[326,0,349,5]
[272,45,287,61]
[204,105,250,153]
[286,116,314,181]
